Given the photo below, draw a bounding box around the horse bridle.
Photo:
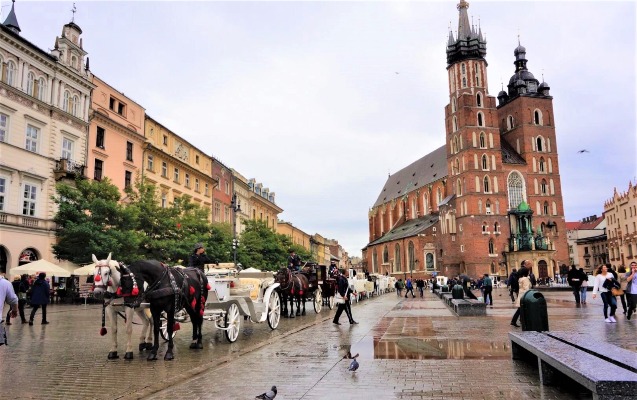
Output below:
[93,263,113,292]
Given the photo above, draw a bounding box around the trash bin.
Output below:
[452,284,464,299]
[520,290,549,331]
[441,285,449,293]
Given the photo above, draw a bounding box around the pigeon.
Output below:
[255,386,277,400]
[348,358,360,372]
[577,149,589,153]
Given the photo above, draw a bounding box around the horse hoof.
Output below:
[124,352,134,360]
[107,352,119,360]
[164,352,174,361]
[147,353,158,361]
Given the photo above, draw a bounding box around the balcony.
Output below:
[54,158,86,181]
[0,212,57,230]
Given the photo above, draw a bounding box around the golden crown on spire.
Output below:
[458,0,469,10]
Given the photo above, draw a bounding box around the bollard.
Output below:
[520,290,549,331]
[452,284,464,299]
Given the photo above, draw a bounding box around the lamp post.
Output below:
[231,193,241,267]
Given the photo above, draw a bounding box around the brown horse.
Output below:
[275,267,309,318]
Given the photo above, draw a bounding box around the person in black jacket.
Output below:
[188,243,213,272]
[567,265,583,304]
[29,273,50,325]
[507,268,519,303]
[332,269,358,325]
[288,250,302,272]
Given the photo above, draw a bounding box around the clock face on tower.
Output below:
[174,142,189,162]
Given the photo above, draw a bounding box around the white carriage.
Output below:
[202,265,281,343]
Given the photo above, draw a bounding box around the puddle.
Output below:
[348,336,511,360]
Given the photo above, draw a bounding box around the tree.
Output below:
[237,220,289,271]
[52,178,142,264]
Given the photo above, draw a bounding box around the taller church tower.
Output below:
[442,0,509,276]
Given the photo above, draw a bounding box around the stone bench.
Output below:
[509,331,637,400]
[450,299,486,316]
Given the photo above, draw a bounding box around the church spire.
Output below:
[457,0,471,40]
[3,0,21,34]
[446,0,487,66]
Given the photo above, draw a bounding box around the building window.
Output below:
[488,239,494,254]
[482,154,488,170]
[63,91,70,112]
[195,155,200,164]
[494,222,500,233]
[0,176,5,211]
[214,202,221,222]
[483,176,490,193]
[109,96,126,116]
[541,179,547,195]
[147,155,154,171]
[5,61,16,85]
[195,178,200,192]
[482,222,488,233]
[225,207,230,223]
[124,171,132,189]
[507,115,514,130]
[25,125,39,153]
[383,245,389,263]
[394,244,402,272]
[508,171,525,209]
[36,78,46,101]
[539,157,545,172]
[479,132,486,148]
[534,109,543,125]
[96,126,105,148]
[477,112,484,127]
[536,136,544,152]
[62,137,73,160]
[205,183,209,196]
[185,173,190,188]
[161,162,168,178]
[126,142,133,162]
[22,183,37,216]
[225,181,230,195]
[163,135,168,145]
[72,95,80,117]
[26,72,35,96]
[174,168,180,183]
[476,93,482,107]
[0,112,7,142]
[94,159,103,181]
[486,201,492,215]
[161,193,167,208]
[543,202,549,215]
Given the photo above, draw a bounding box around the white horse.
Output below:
[91,253,153,360]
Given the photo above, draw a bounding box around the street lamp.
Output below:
[231,193,241,268]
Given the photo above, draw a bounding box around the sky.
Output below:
[6,0,636,257]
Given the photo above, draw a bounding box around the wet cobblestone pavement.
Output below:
[1,288,636,399]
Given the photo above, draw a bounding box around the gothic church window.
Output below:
[476,93,482,107]
[534,109,543,125]
[453,117,458,132]
[477,112,484,127]
[488,239,494,254]
[462,77,467,88]
[536,136,544,152]
[479,132,486,148]
[543,202,549,215]
[486,200,492,214]
[452,97,456,112]
[482,222,488,232]
[507,171,525,209]
[394,244,402,272]
[539,157,545,172]
[456,179,462,196]
[484,176,490,193]
[507,115,514,130]
[482,154,488,170]
[383,245,389,263]
[541,179,548,194]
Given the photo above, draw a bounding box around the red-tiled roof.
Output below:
[566,216,604,230]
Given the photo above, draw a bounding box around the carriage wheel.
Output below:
[267,293,281,330]
[313,287,322,314]
[329,296,335,310]
[224,303,240,343]
[159,311,177,341]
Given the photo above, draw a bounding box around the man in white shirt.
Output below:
[0,272,19,346]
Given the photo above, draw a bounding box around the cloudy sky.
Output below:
[8,0,636,257]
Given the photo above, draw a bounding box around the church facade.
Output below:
[363,1,568,280]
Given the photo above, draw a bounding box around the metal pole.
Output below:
[232,193,238,267]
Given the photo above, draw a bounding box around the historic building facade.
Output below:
[604,181,637,269]
[566,215,606,273]
[277,221,311,252]
[231,169,251,235]
[0,4,94,274]
[364,0,568,280]
[247,178,281,231]
[87,75,145,195]
[212,158,232,225]
[142,116,216,218]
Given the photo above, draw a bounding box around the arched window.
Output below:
[541,179,547,194]
[451,97,456,112]
[477,112,484,127]
[461,63,466,74]
[456,179,462,196]
[383,245,389,263]
[507,171,525,209]
[372,250,378,273]
[26,72,35,96]
[71,55,78,69]
[536,136,544,152]
[453,135,459,153]
[484,176,490,193]
[479,132,486,148]
[63,91,70,112]
[462,77,467,88]
[534,109,543,125]
[6,61,16,85]
[488,239,494,254]
[37,77,46,101]
[543,201,549,215]
[482,222,488,232]
[437,187,442,205]
[72,95,79,117]
[408,241,415,272]
[394,244,402,272]
[423,193,429,215]
[454,158,460,175]
[507,115,514,130]
[494,222,500,233]
[486,200,492,214]
[452,116,458,132]
[482,154,488,170]
[476,93,482,107]
[539,157,545,172]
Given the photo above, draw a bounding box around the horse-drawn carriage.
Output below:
[274,263,324,317]
[202,265,281,343]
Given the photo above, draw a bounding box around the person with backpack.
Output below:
[507,268,519,303]
[482,273,493,308]
[404,278,415,298]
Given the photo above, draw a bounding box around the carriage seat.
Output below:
[233,278,262,301]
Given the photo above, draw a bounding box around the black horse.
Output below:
[274,267,309,318]
[119,260,209,361]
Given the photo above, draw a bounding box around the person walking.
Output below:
[579,268,588,304]
[567,265,583,304]
[507,268,519,303]
[482,274,493,308]
[0,272,18,346]
[625,262,637,320]
[617,266,628,315]
[404,278,415,298]
[188,243,213,272]
[461,274,477,300]
[416,278,425,298]
[395,279,403,297]
[29,272,50,325]
[592,265,618,323]
[332,269,357,325]
[5,275,28,324]
[510,266,531,327]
